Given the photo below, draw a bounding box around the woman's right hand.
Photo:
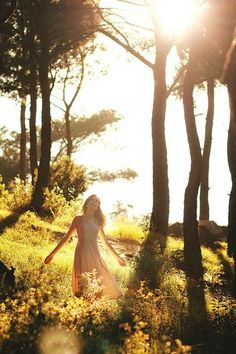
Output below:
[44,254,54,264]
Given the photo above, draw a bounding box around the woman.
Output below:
[44,194,126,299]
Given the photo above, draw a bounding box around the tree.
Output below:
[50,156,87,201]
[98,0,173,235]
[198,0,236,221]
[0,11,30,182]
[182,47,202,273]
[57,51,87,157]
[0,128,29,183]
[169,1,236,272]
[222,28,236,280]
[51,109,122,159]
[19,96,27,181]
[199,79,215,220]
[26,0,100,213]
[88,168,138,182]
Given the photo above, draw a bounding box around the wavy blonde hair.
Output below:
[82,194,106,227]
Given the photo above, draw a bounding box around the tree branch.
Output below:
[99,27,153,69]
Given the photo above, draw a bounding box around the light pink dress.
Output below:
[72,215,122,299]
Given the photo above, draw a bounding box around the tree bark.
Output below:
[227,87,236,259]
[28,21,38,184]
[200,79,215,220]
[19,96,27,181]
[28,1,38,185]
[29,80,38,183]
[65,107,73,157]
[30,37,51,213]
[151,44,170,236]
[183,51,202,273]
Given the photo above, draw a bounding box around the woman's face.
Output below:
[86,195,100,212]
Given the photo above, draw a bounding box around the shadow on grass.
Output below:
[129,231,167,290]
[171,247,208,352]
[184,275,208,353]
[206,241,236,297]
[0,206,29,236]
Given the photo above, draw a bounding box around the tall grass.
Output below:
[0,206,236,353]
[106,216,145,243]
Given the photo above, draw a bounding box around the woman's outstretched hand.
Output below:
[118,257,126,267]
[44,254,54,264]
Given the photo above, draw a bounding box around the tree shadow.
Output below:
[170,247,208,352]
[184,275,208,353]
[123,231,210,353]
[128,231,167,290]
[0,206,28,235]
[203,241,236,297]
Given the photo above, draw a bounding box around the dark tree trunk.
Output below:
[200,79,215,220]
[29,24,38,184]
[29,82,38,183]
[227,87,236,260]
[65,107,73,157]
[30,38,51,213]
[19,96,27,181]
[183,52,202,273]
[151,44,170,236]
[222,38,236,285]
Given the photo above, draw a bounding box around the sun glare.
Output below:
[154,0,197,37]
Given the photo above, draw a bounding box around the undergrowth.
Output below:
[0,207,235,353]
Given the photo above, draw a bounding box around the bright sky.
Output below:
[0,0,232,225]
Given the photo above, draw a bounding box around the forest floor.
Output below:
[0,208,236,354]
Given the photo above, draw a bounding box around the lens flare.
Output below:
[38,327,81,354]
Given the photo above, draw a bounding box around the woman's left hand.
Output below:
[118,257,126,267]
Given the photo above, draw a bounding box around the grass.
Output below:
[0,208,236,353]
[106,216,145,243]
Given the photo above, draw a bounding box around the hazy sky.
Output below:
[0,1,232,224]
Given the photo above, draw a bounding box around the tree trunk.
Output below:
[151,44,170,236]
[30,38,51,213]
[65,107,73,157]
[200,79,215,220]
[19,96,27,181]
[183,52,202,273]
[227,87,236,260]
[29,24,38,184]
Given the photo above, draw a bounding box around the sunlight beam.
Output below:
[154,0,197,37]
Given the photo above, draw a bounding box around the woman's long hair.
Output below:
[82,194,106,227]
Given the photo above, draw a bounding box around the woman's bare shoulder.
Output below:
[72,215,83,224]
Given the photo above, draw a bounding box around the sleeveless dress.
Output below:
[72,215,122,299]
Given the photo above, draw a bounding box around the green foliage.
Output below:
[50,156,88,201]
[0,128,26,183]
[0,175,10,207]
[0,212,236,353]
[52,109,122,144]
[1,177,33,211]
[52,109,123,157]
[138,213,151,233]
[88,168,138,182]
[42,187,68,217]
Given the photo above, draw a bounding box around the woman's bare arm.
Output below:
[44,217,78,264]
[99,227,126,266]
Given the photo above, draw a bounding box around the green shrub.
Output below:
[0,175,10,208]
[5,178,32,211]
[42,187,68,216]
[50,157,88,201]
